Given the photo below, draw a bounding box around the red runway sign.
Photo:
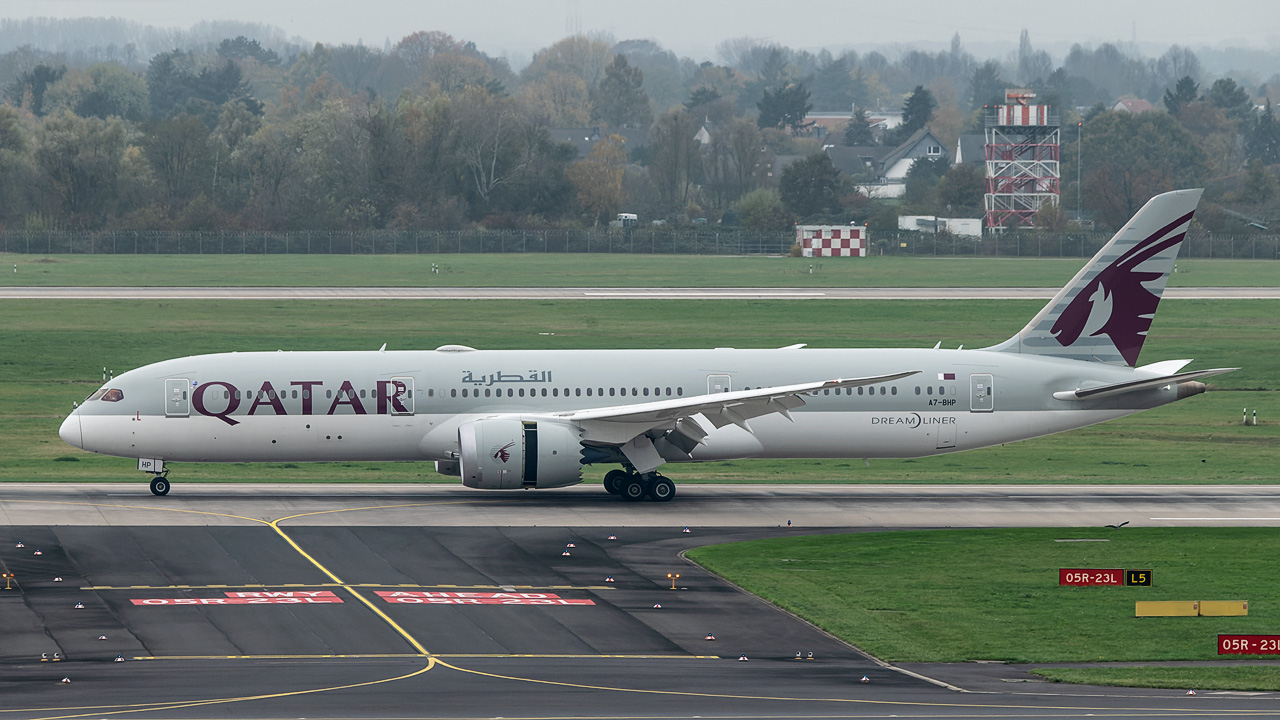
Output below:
[1059,569,1123,586]
[1219,635,1280,654]
[376,591,595,606]
[132,590,344,606]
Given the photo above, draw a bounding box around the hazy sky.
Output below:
[6,0,1278,59]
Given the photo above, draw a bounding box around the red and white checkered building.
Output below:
[795,225,869,257]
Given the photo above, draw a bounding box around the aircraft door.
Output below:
[382,377,414,416]
[936,422,956,448]
[707,374,732,394]
[970,374,994,413]
[165,378,190,417]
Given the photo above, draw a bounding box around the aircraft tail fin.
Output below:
[986,189,1202,366]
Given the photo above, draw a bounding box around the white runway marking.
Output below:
[1146,512,1280,517]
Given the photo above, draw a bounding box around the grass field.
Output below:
[686,528,1280,674]
[1031,667,1280,692]
[1,253,1276,288]
[2,298,1274,483]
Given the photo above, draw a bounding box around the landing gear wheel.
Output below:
[149,476,170,496]
[620,477,647,502]
[646,476,676,502]
[603,469,628,496]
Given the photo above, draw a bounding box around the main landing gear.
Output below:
[148,469,171,496]
[602,469,675,502]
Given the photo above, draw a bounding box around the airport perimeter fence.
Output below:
[2,228,1278,259]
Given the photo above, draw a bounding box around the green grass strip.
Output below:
[688,528,1280,664]
[1,254,1272,288]
[1031,666,1280,692]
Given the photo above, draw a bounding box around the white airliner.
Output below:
[59,189,1233,501]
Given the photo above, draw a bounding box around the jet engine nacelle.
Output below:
[458,418,584,490]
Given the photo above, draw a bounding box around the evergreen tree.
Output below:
[842,107,875,146]
[684,87,721,110]
[885,86,935,145]
[591,55,652,128]
[5,64,65,116]
[810,56,856,111]
[1246,101,1280,164]
[1205,78,1253,122]
[969,61,1005,110]
[779,151,841,217]
[756,83,813,133]
[1163,75,1199,114]
[217,36,282,66]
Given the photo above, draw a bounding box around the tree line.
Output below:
[1,28,1279,235]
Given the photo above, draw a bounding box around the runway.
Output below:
[2,286,1277,299]
[3,484,1278,719]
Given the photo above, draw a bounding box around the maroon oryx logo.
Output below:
[1050,210,1193,366]
[492,442,516,463]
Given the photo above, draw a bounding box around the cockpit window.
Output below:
[101,388,124,402]
[86,389,107,401]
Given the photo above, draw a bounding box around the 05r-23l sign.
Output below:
[1059,569,1152,586]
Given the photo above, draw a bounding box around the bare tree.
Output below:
[451,88,528,208]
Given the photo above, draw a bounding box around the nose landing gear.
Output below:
[148,468,171,496]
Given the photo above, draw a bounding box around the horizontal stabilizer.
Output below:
[1053,368,1237,401]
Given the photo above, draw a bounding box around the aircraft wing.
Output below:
[552,371,920,445]
[1052,367,1237,401]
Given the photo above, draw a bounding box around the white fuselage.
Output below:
[61,347,1173,466]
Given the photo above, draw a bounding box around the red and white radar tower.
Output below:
[984,90,1060,230]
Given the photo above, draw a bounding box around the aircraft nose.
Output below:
[59,412,82,449]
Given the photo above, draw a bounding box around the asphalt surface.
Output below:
[3,484,1279,718]
[1,286,1277,299]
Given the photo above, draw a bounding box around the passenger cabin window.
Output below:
[101,388,124,402]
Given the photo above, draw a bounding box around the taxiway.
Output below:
[2,483,1278,719]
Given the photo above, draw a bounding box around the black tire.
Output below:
[603,469,628,495]
[620,477,646,502]
[646,476,676,502]
[150,477,170,496]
